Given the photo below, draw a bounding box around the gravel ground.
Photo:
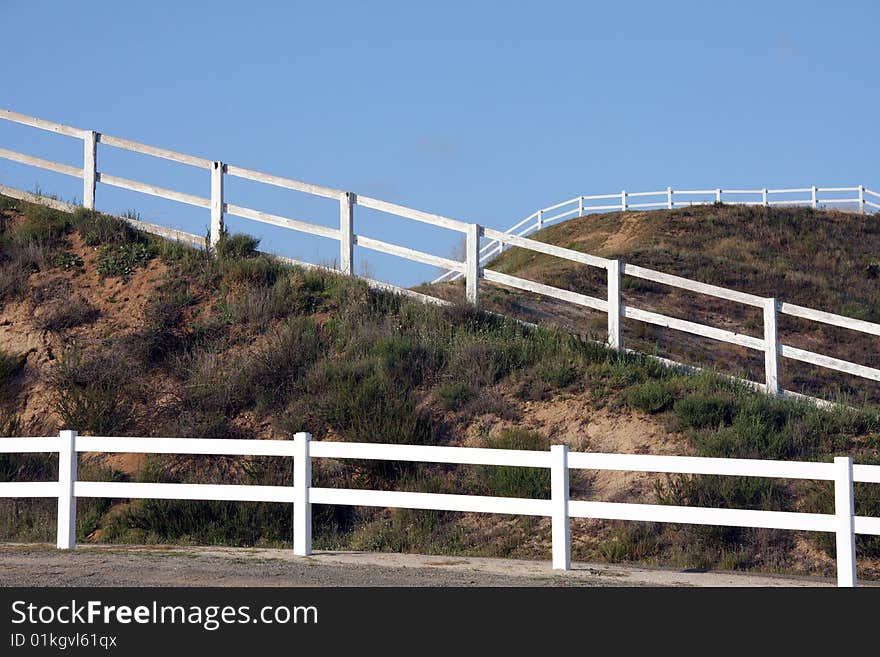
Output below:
[0,543,847,587]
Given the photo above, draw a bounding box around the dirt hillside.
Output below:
[1,194,878,580]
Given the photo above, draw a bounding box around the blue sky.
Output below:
[1,1,877,286]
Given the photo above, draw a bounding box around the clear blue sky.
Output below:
[1,1,877,286]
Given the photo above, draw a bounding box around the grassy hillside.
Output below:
[420,204,880,404]
[1,193,880,578]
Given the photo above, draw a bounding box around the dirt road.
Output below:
[0,543,845,587]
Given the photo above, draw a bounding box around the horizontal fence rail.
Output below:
[434,185,879,283]
[0,432,878,586]
[2,109,880,408]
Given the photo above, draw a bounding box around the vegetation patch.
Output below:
[478,428,550,499]
[97,242,153,280]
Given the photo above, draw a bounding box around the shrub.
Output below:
[96,242,153,279]
[478,428,550,499]
[690,397,821,461]
[54,251,84,272]
[102,499,292,547]
[372,334,446,387]
[599,523,661,563]
[242,317,326,413]
[221,256,286,289]
[216,232,260,260]
[674,395,735,429]
[51,348,136,434]
[653,473,794,570]
[515,371,550,401]
[310,358,438,447]
[436,381,474,410]
[12,238,52,272]
[180,317,324,418]
[133,280,194,363]
[219,275,316,328]
[9,204,68,247]
[626,380,674,414]
[448,339,519,386]
[538,358,581,390]
[0,261,29,304]
[71,208,141,247]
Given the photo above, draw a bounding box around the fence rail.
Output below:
[2,109,880,407]
[0,432,877,586]
[435,185,878,283]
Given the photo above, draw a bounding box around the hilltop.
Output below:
[1,193,879,578]
[421,203,880,404]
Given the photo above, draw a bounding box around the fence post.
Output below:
[293,432,312,556]
[83,131,97,210]
[811,185,818,209]
[466,223,481,306]
[762,188,768,207]
[340,192,355,275]
[833,456,857,587]
[607,259,622,350]
[56,430,77,550]
[858,185,865,215]
[715,188,722,204]
[621,190,627,212]
[578,196,584,216]
[551,444,571,570]
[763,297,779,396]
[667,186,673,209]
[536,209,544,230]
[210,161,224,249]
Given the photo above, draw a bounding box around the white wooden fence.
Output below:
[2,109,880,407]
[433,185,880,283]
[1,432,878,586]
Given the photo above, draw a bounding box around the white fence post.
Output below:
[762,188,768,207]
[56,430,77,550]
[83,131,97,210]
[293,432,312,556]
[466,223,481,305]
[621,190,627,212]
[210,161,224,249]
[667,186,673,209]
[715,188,722,204]
[578,196,584,216]
[607,259,622,349]
[834,456,857,587]
[536,209,544,230]
[340,192,355,275]
[858,185,865,215]
[763,297,779,395]
[811,185,818,209]
[551,444,571,570]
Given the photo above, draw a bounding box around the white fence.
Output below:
[2,109,880,407]
[434,185,880,284]
[1,432,879,586]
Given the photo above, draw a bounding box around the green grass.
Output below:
[96,242,154,280]
[478,428,550,499]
